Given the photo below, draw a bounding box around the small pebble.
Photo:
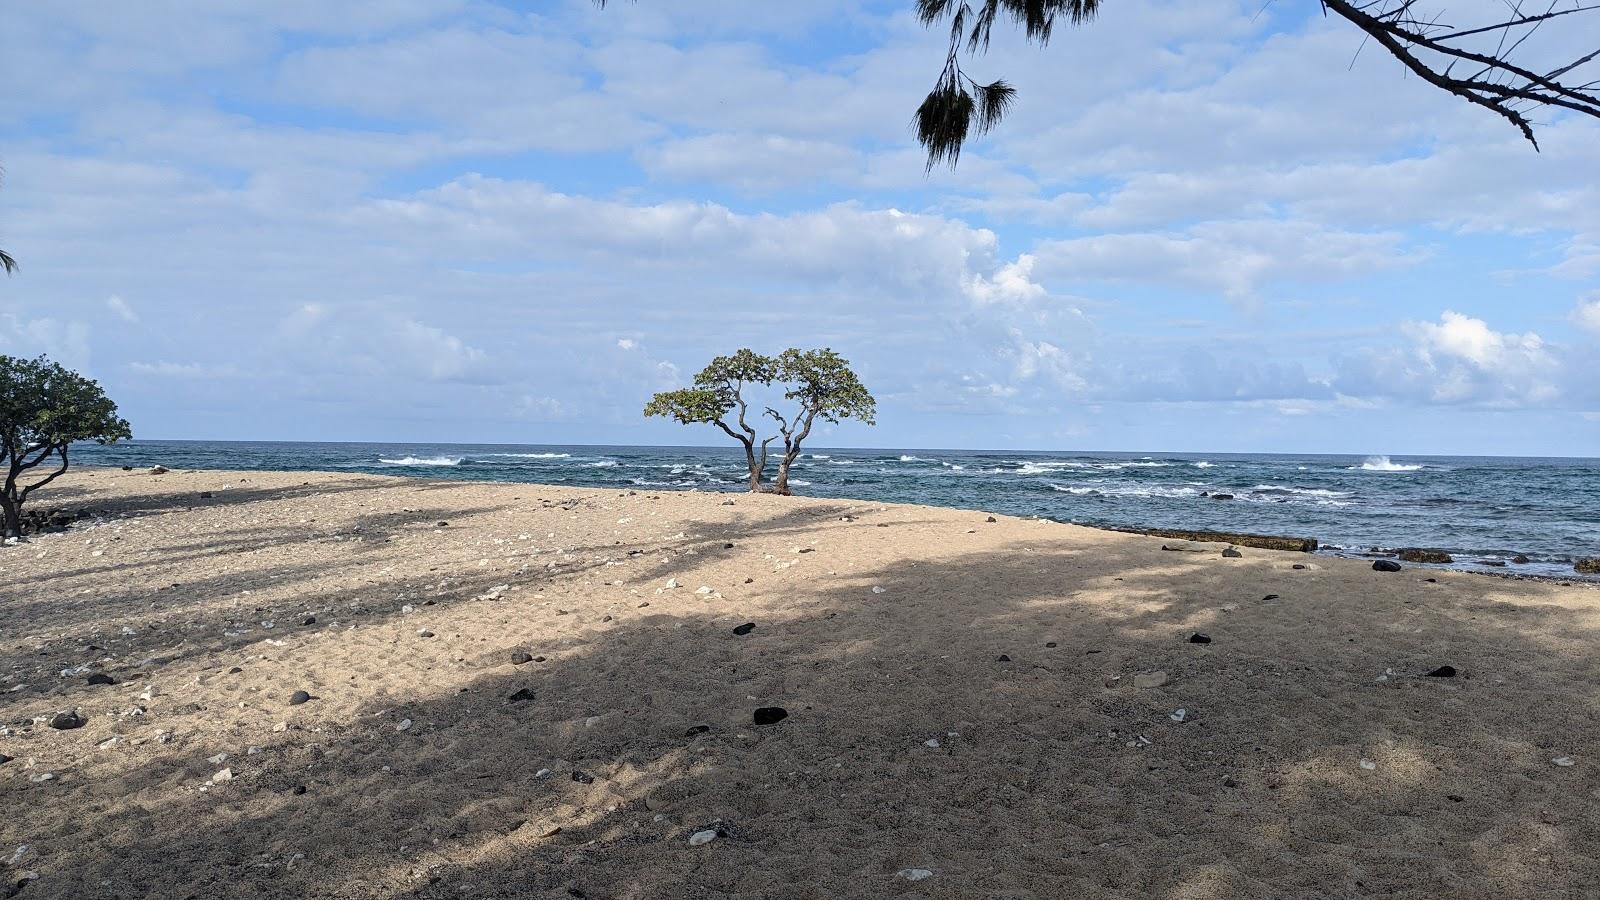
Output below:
[753,707,788,726]
[732,623,756,636]
[288,690,312,706]
[1553,756,1576,767]
[1425,665,1457,678]
[1188,633,1211,644]
[898,869,934,881]
[510,651,533,665]
[688,829,718,846]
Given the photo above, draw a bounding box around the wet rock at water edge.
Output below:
[1425,665,1457,678]
[510,650,533,665]
[1575,558,1600,574]
[1211,494,1234,501]
[731,623,756,636]
[1372,560,1403,572]
[1188,633,1212,644]
[1512,555,1530,564]
[288,690,313,706]
[49,711,86,730]
[1398,549,1453,564]
[753,707,788,726]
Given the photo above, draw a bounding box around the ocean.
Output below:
[71,441,1599,579]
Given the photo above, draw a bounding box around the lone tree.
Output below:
[644,348,875,494]
[598,1,1600,163]
[1,355,131,539]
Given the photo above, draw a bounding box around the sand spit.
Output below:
[2,467,1598,898]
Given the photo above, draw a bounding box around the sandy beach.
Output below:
[3,466,1599,899]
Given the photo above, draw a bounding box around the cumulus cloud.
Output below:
[1336,312,1561,407]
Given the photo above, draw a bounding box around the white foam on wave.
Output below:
[586,460,619,468]
[485,452,570,459]
[1251,484,1353,498]
[809,454,830,459]
[378,456,462,467]
[1354,455,1422,472]
[897,455,925,462]
[1048,483,1201,499]
[1193,461,1214,469]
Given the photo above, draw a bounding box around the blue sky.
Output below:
[2,0,1598,455]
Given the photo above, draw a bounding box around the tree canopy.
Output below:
[600,1,1600,166]
[1,355,131,538]
[645,348,875,494]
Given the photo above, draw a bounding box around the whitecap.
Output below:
[378,456,462,467]
[1352,455,1422,472]
[483,452,570,459]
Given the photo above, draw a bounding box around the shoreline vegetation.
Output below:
[4,466,1598,897]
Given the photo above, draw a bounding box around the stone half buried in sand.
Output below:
[1118,526,1318,553]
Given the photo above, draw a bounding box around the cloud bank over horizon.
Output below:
[2,0,1597,455]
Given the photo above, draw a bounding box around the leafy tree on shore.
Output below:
[1,356,131,539]
[645,348,875,494]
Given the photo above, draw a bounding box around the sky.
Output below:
[2,0,1598,456]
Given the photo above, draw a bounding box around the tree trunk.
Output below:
[739,440,765,492]
[773,451,801,495]
[0,493,19,540]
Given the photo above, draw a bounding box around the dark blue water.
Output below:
[72,441,1600,578]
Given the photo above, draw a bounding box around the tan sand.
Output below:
[2,467,1598,899]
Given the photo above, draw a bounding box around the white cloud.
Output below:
[1573,294,1600,339]
[106,295,138,322]
[1336,312,1561,407]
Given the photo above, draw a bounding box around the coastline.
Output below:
[5,466,1600,896]
[57,463,1600,583]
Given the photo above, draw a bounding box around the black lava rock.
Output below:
[49,711,86,730]
[753,707,788,726]
[86,673,117,686]
[228,666,243,674]
[1372,560,1403,572]
[292,785,307,795]
[1426,665,1457,678]
[510,651,533,665]
[300,616,317,626]
[571,770,595,784]
[1292,564,1307,570]
[288,690,312,706]
[684,724,711,736]
[997,654,1011,662]
[1045,641,1057,648]
[1221,547,1243,558]
[732,623,756,636]
[723,542,735,549]
[0,753,12,765]
[1189,633,1212,644]
[508,688,536,702]
[1262,594,1281,601]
